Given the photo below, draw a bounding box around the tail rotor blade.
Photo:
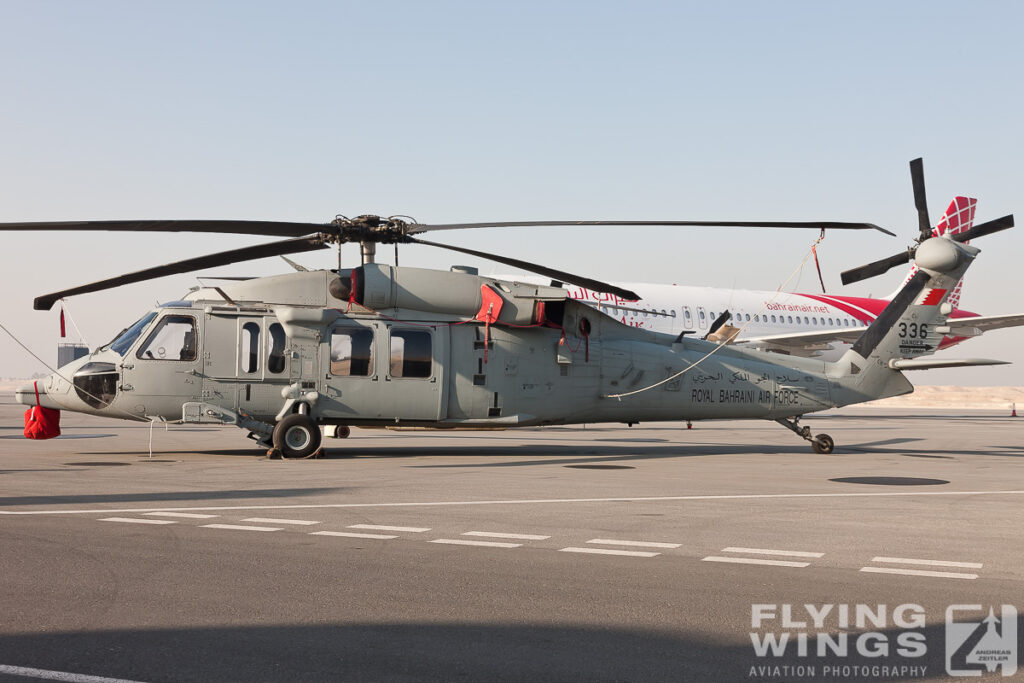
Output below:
[840,251,914,286]
[953,214,1014,242]
[910,158,932,241]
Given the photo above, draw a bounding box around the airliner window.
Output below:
[331,328,374,377]
[390,330,432,379]
[241,322,260,374]
[268,323,287,374]
[108,312,157,356]
[137,316,197,361]
[684,309,692,325]
[828,318,834,325]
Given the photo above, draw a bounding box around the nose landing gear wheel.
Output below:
[272,414,322,459]
[812,434,834,455]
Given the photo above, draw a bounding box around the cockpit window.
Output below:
[108,312,158,356]
[137,315,198,361]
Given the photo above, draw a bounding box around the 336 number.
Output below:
[898,322,928,339]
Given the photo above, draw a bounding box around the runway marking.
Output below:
[462,531,551,540]
[4,489,1024,515]
[870,556,983,569]
[0,664,146,683]
[431,539,521,548]
[860,566,978,580]
[99,517,176,525]
[348,524,431,533]
[587,538,681,549]
[722,547,824,558]
[702,556,810,568]
[310,531,397,539]
[201,523,281,532]
[242,517,320,526]
[144,512,218,519]
[559,547,660,558]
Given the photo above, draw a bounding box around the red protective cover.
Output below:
[475,285,504,323]
[23,382,61,440]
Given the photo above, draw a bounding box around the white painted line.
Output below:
[201,524,280,532]
[144,512,218,519]
[861,566,978,580]
[462,531,551,541]
[587,538,680,549]
[559,547,660,558]
[99,517,176,525]
[5,489,1024,515]
[348,524,431,533]
[242,517,320,526]
[431,539,521,548]
[870,556,983,569]
[310,531,397,539]
[722,546,824,558]
[702,556,810,568]
[0,664,145,683]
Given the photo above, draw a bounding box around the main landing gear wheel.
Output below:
[811,434,834,455]
[272,414,322,459]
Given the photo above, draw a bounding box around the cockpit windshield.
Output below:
[106,312,158,356]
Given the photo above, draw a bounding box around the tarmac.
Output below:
[0,396,1022,682]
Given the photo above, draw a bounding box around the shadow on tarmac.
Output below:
[0,618,1015,682]
[0,487,350,507]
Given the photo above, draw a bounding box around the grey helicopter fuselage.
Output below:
[20,246,974,442]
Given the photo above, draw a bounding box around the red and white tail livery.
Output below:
[898,196,976,307]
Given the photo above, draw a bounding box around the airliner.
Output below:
[556,197,1024,361]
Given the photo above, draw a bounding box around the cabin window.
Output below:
[770,315,777,323]
[389,329,432,379]
[268,323,287,374]
[670,309,676,317]
[787,316,793,324]
[754,315,760,322]
[240,322,260,374]
[828,318,834,325]
[137,315,197,361]
[684,308,693,325]
[331,328,374,377]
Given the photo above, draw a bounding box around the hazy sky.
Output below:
[1,1,1021,385]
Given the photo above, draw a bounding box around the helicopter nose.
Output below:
[15,378,63,410]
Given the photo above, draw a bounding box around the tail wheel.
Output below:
[812,434,834,455]
[273,414,322,459]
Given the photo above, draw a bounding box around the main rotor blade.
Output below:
[840,251,914,286]
[33,235,328,310]
[953,214,1014,242]
[910,158,932,241]
[0,219,324,237]
[406,236,641,301]
[408,220,896,237]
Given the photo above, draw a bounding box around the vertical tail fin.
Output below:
[890,196,977,302]
[832,238,979,404]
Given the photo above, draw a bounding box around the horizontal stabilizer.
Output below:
[887,358,1010,371]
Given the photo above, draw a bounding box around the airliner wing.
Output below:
[734,327,865,357]
[947,313,1024,336]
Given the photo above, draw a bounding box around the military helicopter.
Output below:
[2,160,1015,457]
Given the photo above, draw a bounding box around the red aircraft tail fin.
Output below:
[890,196,976,304]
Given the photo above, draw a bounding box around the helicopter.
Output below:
[2,160,1015,457]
